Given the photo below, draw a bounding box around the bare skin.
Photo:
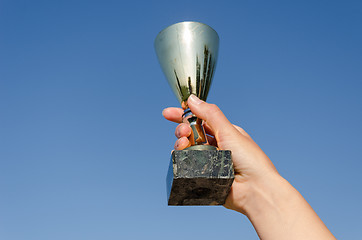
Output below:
[162,94,336,240]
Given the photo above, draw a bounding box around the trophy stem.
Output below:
[182,108,209,147]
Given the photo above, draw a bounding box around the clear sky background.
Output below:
[0,0,361,239]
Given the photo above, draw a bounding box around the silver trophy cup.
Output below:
[155,22,234,205]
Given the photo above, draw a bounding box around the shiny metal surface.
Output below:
[183,111,207,145]
[154,21,219,106]
[155,21,219,147]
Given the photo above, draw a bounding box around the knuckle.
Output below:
[174,124,181,137]
[175,123,190,138]
[207,103,221,116]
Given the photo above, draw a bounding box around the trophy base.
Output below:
[166,148,234,206]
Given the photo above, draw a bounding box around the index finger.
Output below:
[162,107,184,123]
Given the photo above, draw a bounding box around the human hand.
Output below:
[162,94,279,214]
[163,94,336,239]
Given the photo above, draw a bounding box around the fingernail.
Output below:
[162,108,167,116]
[174,139,179,149]
[189,94,203,105]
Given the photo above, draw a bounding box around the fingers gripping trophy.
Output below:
[155,22,234,206]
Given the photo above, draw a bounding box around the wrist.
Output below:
[243,172,295,220]
[242,173,302,239]
[224,170,286,215]
[240,172,336,240]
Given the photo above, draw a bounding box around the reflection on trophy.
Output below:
[155,21,234,205]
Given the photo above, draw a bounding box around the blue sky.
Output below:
[0,0,361,239]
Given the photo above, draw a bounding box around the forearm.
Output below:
[243,173,336,240]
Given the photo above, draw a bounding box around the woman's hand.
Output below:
[162,94,278,213]
[162,95,336,240]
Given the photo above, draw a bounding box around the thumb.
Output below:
[187,95,239,138]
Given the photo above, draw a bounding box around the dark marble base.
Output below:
[167,149,234,206]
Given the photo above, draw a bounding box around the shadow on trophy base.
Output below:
[167,148,234,206]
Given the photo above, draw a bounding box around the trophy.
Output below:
[155,21,234,205]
